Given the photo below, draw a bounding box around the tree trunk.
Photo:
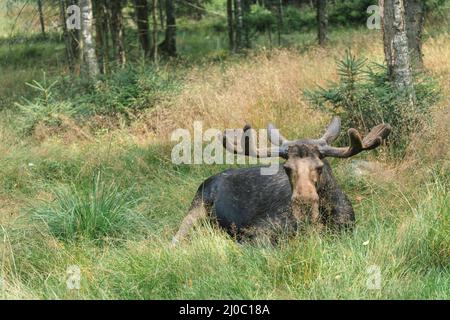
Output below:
[60,0,74,71]
[134,0,151,57]
[152,0,158,63]
[276,0,283,46]
[158,0,165,29]
[80,0,99,77]
[69,0,81,70]
[404,0,424,69]
[159,0,176,57]
[380,0,416,106]
[227,0,235,52]
[235,0,243,50]
[316,0,327,46]
[93,0,109,74]
[37,0,46,38]
[242,0,251,48]
[110,0,126,67]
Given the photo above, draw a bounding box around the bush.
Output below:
[283,1,377,32]
[31,173,148,243]
[14,76,76,134]
[248,4,276,33]
[305,51,440,152]
[284,5,316,32]
[329,0,377,27]
[13,65,182,134]
[59,64,181,116]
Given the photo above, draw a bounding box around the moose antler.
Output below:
[317,123,391,158]
[222,124,287,158]
[222,117,391,159]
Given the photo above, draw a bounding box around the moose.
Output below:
[171,117,391,245]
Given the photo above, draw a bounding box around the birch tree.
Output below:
[227,0,235,51]
[380,0,416,107]
[80,0,99,77]
[152,0,158,63]
[405,0,424,68]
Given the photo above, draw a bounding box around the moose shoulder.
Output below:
[172,117,391,245]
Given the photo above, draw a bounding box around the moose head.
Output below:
[222,117,391,224]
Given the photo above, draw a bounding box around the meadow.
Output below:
[0,1,449,299]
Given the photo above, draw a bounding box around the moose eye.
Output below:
[316,165,324,175]
[283,165,292,175]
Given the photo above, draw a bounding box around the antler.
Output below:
[222,124,288,158]
[320,116,341,144]
[222,117,391,160]
[317,123,391,158]
[267,123,289,146]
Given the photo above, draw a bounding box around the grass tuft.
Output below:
[30,173,148,244]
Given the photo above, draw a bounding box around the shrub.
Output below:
[14,76,76,134]
[329,0,377,27]
[59,64,182,116]
[248,4,276,33]
[305,51,440,152]
[283,5,316,32]
[31,173,148,243]
[283,1,377,32]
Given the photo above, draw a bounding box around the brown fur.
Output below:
[284,145,324,226]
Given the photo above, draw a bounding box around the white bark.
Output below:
[80,0,99,77]
[405,0,424,68]
[380,0,416,106]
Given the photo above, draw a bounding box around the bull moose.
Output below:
[172,117,391,245]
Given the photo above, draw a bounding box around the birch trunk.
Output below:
[235,0,243,50]
[152,0,158,63]
[404,0,424,69]
[380,0,416,106]
[80,0,99,77]
[227,0,235,52]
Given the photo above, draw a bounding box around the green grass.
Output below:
[0,3,449,300]
[30,172,148,243]
[0,133,448,299]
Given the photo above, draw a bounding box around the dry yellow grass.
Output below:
[128,31,449,171]
[404,33,450,169]
[132,30,388,142]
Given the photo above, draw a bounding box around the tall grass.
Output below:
[0,27,449,299]
[1,172,448,299]
[30,173,148,243]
